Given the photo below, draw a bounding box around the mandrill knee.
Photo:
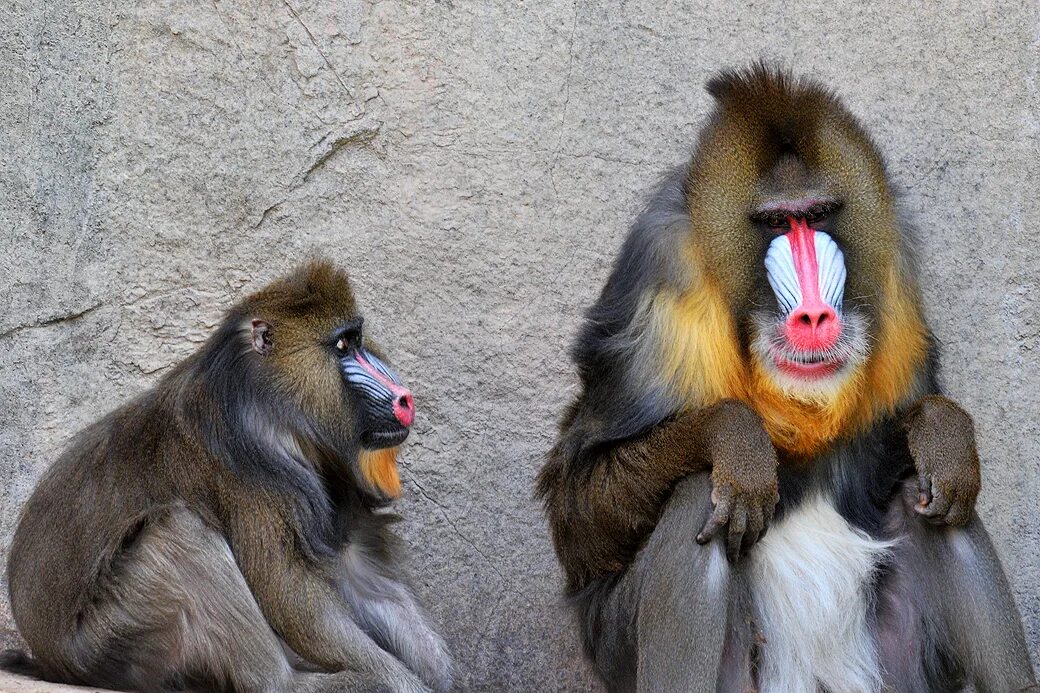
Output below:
[639,478,731,609]
[665,472,716,522]
[651,473,718,555]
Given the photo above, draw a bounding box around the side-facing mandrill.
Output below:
[538,64,1036,692]
[3,260,452,692]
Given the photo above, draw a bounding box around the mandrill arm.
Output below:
[904,395,982,527]
[538,399,779,592]
[224,494,427,691]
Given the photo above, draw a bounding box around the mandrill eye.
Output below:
[331,319,363,356]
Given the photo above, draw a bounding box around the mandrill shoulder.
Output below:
[567,170,699,456]
[575,166,693,374]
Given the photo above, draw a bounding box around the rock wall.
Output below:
[2,0,1037,688]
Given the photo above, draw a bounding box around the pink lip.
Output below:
[773,353,843,380]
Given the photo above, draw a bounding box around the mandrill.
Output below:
[538,65,1036,692]
[3,261,452,692]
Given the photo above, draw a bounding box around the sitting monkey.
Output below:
[3,261,452,692]
[538,65,1036,692]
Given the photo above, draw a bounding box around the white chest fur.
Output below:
[749,494,894,693]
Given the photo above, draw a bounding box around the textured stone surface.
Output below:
[0,672,105,693]
[1,0,1037,689]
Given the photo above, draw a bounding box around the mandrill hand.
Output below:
[905,395,981,527]
[693,400,780,562]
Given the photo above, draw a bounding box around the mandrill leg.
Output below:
[58,505,296,692]
[338,544,454,692]
[878,480,1036,693]
[579,474,748,692]
[636,474,735,692]
[60,506,404,693]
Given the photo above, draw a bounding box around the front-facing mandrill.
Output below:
[2,261,452,692]
[538,65,1036,692]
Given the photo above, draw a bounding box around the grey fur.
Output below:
[878,481,1036,693]
[634,476,732,693]
[579,476,1035,692]
[52,505,423,692]
[339,539,454,691]
[573,475,734,692]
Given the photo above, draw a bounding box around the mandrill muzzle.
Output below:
[764,216,846,353]
[340,348,415,448]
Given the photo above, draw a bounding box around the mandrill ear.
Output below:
[251,320,273,356]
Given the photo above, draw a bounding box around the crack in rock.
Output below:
[0,303,104,341]
[252,121,382,229]
[403,468,532,608]
[297,121,381,185]
[281,0,354,98]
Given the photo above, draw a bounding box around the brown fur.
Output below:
[538,63,979,591]
[539,399,777,591]
[4,261,450,692]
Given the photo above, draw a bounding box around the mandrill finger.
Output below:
[915,479,941,513]
[727,508,748,563]
[918,483,951,518]
[742,505,765,553]
[697,492,733,544]
[917,473,933,507]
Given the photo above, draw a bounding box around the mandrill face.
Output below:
[331,317,416,449]
[243,261,415,498]
[747,196,870,399]
[668,71,928,453]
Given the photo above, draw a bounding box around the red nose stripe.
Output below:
[787,218,819,301]
[357,354,415,427]
[785,217,841,351]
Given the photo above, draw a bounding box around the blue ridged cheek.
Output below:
[339,350,401,405]
[764,231,846,316]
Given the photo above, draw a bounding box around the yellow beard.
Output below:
[358,447,402,498]
[659,268,928,458]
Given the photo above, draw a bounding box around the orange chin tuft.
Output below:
[745,362,862,457]
[358,447,402,498]
[662,267,928,458]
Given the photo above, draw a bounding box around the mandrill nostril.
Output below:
[786,303,842,352]
[392,391,415,427]
[791,305,837,331]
